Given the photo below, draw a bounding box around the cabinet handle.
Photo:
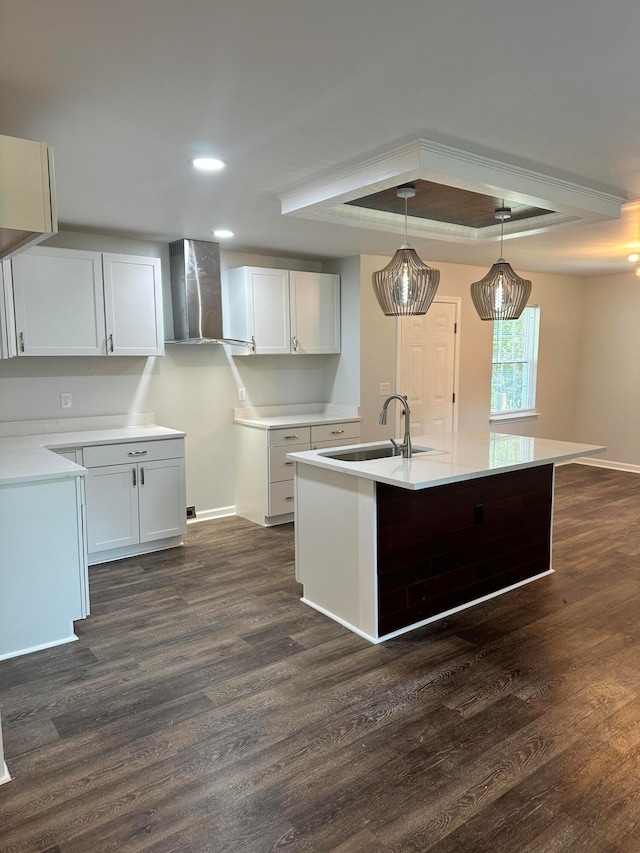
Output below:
[132,467,137,487]
[251,335,256,354]
[109,333,114,353]
[140,466,145,486]
[285,461,294,466]
[292,336,298,351]
[128,450,148,456]
[19,332,25,353]
[285,496,295,502]
[331,430,345,435]
[284,434,299,440]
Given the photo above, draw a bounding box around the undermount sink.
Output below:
[320,444,433,462]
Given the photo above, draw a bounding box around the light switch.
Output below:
[379,383,391,396]
[60,393,72,409]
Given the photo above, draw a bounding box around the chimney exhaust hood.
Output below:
[166,238,253,350]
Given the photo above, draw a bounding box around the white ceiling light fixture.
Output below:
[213,229,234,238]
[470,205,532,321]
[191,157,226,172]
[372,184,440,316]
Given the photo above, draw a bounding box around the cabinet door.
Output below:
[12,247,106,356]
[102,253,163,356]
[84,463,139,553]
[289,272,340,354]
[249,269,291,354]
[138,457,186,543]
[0,260,16,358]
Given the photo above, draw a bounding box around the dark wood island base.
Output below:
[377,464,554,635]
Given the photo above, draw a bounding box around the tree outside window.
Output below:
[491,306,540,416]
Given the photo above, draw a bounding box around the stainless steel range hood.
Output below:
[166,238,253,349]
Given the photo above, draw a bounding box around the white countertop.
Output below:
[233,403,360,430]
[0,425,185,487]
[287,431,606,491]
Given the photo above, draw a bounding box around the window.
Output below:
[490,305,540,420]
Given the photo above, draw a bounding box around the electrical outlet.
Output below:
[379,383,391,396]
[186,505,196,520]
[238,387,246,401]
[60,393,72,409]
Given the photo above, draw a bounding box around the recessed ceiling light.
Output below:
[191,157,226,172]
[213,229,234,239]
[628,253,640,262]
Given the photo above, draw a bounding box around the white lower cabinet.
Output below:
[234,420,360,526]
[83,438,186,563]
[0,474,87,661]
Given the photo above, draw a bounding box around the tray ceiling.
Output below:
[280,139,626,245]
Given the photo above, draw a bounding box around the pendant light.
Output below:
[372,184,440,316]
[470,205,532,320]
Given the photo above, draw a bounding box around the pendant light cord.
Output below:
[404,194,408,245]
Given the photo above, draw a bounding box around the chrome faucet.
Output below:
[379,394,412,458]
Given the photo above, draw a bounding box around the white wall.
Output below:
[574,271,640,464]
[0,232,338,514]
[357,254,585,444]
[0,231,598,515]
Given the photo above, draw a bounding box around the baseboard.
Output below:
[187,505,236,524]
[0,632,78,663]
[574,456,640,475]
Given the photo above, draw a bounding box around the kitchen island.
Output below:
[287,431,605,643]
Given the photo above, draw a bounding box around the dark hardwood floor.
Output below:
[3,463,640,852]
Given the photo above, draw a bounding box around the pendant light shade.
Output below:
[470,206,532,321]
[373,185,440,316]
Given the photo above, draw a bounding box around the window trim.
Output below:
[490,305,540,420]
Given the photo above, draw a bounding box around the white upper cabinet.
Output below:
[0,260,17,359]
[0,134,57,260]
[224,266,340,355]
[289,270,340,354]
[11,246,163,357]
[103,253,163,355]
[13,247,105,356]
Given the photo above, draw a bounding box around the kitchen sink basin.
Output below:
[320,444,432,462]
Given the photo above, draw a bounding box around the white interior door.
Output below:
[398,300,458,437]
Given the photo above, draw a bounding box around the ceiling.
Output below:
[2,0,640,277]
[346,182,552,230]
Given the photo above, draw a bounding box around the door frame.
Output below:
[395,295,462,435]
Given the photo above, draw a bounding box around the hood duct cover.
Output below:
[167,238,253,349]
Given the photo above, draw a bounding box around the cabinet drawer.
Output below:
[310,421,360,444]
[269,442,309,482]
[312,437,361,450]
[267,426,311,447]
[269,480,295,516]
[83,438,185,468]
